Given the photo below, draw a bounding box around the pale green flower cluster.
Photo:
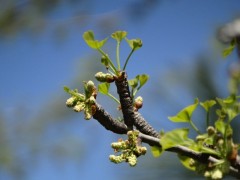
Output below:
[109,131,147,167]
[64,81,97,120]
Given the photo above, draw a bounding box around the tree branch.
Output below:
[93,103,128,134]
[115,71,135,129]
[115,71,159,137]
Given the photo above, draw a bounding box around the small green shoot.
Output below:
[98,83,120,104]
[111,31,128,70]
[128,74,149,98]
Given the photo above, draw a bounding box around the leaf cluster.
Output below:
[109,131,147,167]
[152,96,240,179]
[83,30,142,75]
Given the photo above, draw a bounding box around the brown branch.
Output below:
[133,112,159,138]
[93,103,128,134]
[115,71,159,137]
[115,71,135,129]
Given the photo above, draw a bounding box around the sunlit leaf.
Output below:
[98,83,110,95]
[125,38,142,50]
[168,99,199,122]
[203,137,214,147]
[128,74,149,98]
[227,109,238,122]
[83,31,108,49]
[151,146,163,158]
[128,78,138,89]
[215,120,225,135]
[222,39,236,58]
[111,31,127,42]
[178,155,196,171]
[222,95,236,104]
[160,128,190,150]
[216,96,239,122]
[136,74,149,89]
[200,100,216,112]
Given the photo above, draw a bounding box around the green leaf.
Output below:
[63,86,70,93]
[160,128,190,150]
[83,31,108,49]
[128,77,139,89]
[227,109,238,122]
[151,146,163,158]
[223,46,235,58]
[125,38,142,50]
[222,39,236,58]
[98,83,110,95]
[215,120,226,135]
[203,137,214,146]
[200,100,216,112]
[200,146,221,156]
[216,96,235,109]
[137,74,149,90]
[111,31,127,42]
[63,86,85,101]
[216,96,239,122]
[178,155,196,171]
[222,95,236,104]
[168,99,199,122]
[215,120,233,138]
[128,74,149,98]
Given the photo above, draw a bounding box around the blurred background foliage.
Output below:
[0,0,240,179]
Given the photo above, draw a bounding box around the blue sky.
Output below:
[1,0,240,179]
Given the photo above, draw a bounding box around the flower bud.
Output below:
[86,80,95,91]
[84,104,92,120]
[132,39,142,50]
[140,147,147,155]
[204,171,211,178]
[189,158,195,167]
[134,146,147,156]
[84,81,96,98]
[88,96,96,104]
[73,102,85,112]
[109,155,123,164]
[217,139,224,146]
[95,72,114,83]
[101,55,109,68]
[207,126,216,136]
[211,169,222,179]
[66,97,77,107]
[111,141,127,149]
[127,154,137,166]
[134,96,143,110]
